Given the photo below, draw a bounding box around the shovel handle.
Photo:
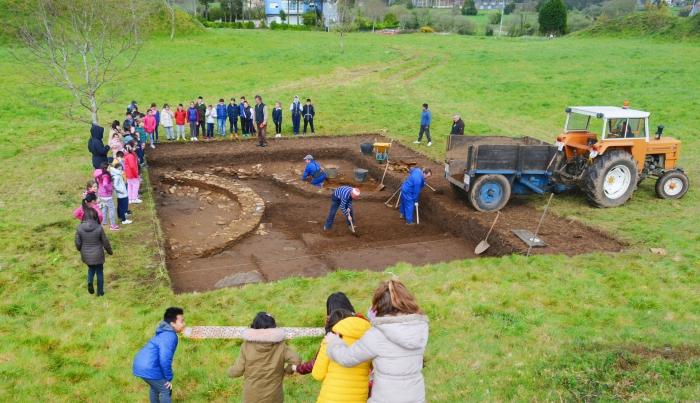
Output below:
[379,160,390,185]
[483,211,500,242]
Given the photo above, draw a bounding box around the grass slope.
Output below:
[1,30,699,402]
[575,12,700,40]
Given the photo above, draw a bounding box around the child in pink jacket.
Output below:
[74,193,104,223]
[94,161,120,230]
[144,109,157,149]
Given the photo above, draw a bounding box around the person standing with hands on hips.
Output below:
[290,95,303,136]
[302,98,315,135]
[414,103,432,147]
[254,95,268,147]
[301,154,326,187]
[325,186,360,231]
[400,168,432,225]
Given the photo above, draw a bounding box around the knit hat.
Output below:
[351,188,361,198]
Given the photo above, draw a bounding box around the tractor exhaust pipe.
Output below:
[655,125,665,140]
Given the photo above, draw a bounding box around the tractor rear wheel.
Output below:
[468,174,511,212]
[655,170,689,200]
[585,150,638,208]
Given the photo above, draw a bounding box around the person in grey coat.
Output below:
[324,279,429,403]
[75,207,113,296]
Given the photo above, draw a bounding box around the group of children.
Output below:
[132,280,429,403]
[123,95,317,144]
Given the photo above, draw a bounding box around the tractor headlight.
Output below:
[589,150,598,158]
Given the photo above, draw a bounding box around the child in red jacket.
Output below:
[124,142,142,204]
[174,104,187,141]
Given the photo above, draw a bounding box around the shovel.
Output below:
[348,217,359,237]
[425,183,444,195]
[415,203,420,224]
[385,188,401,206]
[475,211,500,254]
[374,161,390,192]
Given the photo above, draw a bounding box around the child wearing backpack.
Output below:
[228,312,302,403]
[94,161,119,230]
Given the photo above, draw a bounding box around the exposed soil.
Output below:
[148,135,626,293]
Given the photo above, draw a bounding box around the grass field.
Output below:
[1,29,700,402]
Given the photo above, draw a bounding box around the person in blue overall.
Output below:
[302,155,326,187]
[324,186,360,231]
[400,168,432,225]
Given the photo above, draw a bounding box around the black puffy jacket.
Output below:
[88,124,110,169]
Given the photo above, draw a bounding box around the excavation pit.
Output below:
[148,135,625,293]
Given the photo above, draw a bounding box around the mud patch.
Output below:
[148,135,625,293]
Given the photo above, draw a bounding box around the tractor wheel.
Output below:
[468,174,511,212]
[655,170,689,200]
[584,150,638,208]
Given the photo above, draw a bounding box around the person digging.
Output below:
[324,186,360,231]
[400,168,431,225]
[301,154,326,187]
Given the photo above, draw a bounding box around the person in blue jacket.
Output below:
[400,168,432,225]
[413,103,432,147]
[216,99,228,137]
[150,103,161,144]
[325,186,360,231]
[301,155,326,187]
[227,98,239,136]
[133,307,186,403]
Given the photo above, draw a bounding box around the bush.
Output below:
[453,15,476,34]
[279,9,287,22]
[437,14,455,31]
[678,6,692,17]
[462,0,478,16]
[567,11,593,32]
[208,6,223,21]
[260,19,267,28]
[504,1,516,15]
[384,13,400,27]
[485,24,494,35]
[420,26,435,33]
[488,11,502,24]
[269,21,313,30]
[245,21,255,29]
[302,11,317,26]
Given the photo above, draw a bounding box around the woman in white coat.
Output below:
[324,279,429,403]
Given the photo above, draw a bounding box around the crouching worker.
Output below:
[302,154,326,186]
[325,186,360,231]
[228,312,302,403]
[133,307,186,403]
[400,168,432,225]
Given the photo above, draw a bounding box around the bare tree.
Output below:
[9,0,147,124]
[330,0,356,53]
[364,0,387,32]
[162,0,177,40]
[398,10,413,29]
[129,0,154,45]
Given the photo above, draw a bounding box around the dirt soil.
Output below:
[148,135,626,293]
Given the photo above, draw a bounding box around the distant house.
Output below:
[265,0,324,26]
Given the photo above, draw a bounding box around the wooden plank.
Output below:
[511,230,548,247]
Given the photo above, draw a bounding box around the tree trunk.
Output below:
[171,7,176,40]
[90,96,99,125]
[340,33,344,54]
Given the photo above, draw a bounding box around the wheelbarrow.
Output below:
[373,140,392,164]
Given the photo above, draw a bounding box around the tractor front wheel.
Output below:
[655,170,689,200]
[585,150,638,208]
[468,174,511,212]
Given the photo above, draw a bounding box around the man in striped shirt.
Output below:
[324,186,360,231]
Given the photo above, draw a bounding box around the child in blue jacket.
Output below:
[133,307,186,403]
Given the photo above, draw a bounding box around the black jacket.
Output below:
[75,220,113,265]
[196,102,207,123]
[88,125,110,169]
[272,108,282,123]
[450,119,465,135]
[302,104,315,120]
[227,103,238,119]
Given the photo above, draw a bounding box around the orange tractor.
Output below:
[445,104,689,211]
[554,105,688,207]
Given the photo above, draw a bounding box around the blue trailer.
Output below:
[445,135,572,212]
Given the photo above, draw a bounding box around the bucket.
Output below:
[354,168,368,182]
[360,142,374,156]
[325,165,339,179]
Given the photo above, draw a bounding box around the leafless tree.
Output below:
[162,0,177,40]
[364,0,387,32]
[9,0,147,124]
[330,0,356,53]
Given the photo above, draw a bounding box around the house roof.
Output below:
[567,106,650,119]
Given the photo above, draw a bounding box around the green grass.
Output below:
[1,29,700,401]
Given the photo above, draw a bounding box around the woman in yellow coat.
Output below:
[312,309,372,403]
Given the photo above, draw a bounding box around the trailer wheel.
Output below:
[585,150,638,208]
[468,174,511,212]
[655,170,689,200]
